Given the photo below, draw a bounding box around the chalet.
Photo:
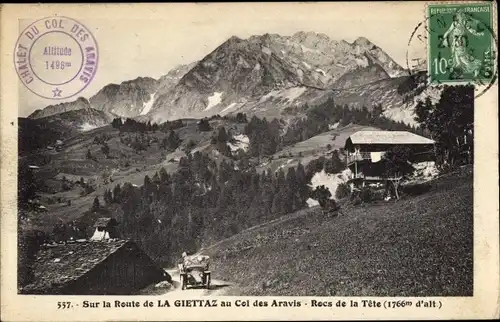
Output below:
[19,239,169,295]
[344,130,435,186]
[90,217,120,241]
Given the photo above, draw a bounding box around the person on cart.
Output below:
[177,251,211,290]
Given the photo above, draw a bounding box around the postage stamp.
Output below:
[427,2,496,85]
[14,16,98,100]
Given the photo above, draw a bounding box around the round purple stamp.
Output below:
[14,16,99,100]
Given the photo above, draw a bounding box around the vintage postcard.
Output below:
[1,1,498,321]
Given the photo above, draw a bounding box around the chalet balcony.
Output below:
[346,152,372,165]
[348,172,402,182]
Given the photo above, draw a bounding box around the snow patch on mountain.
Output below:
[205,92,223,111]
[140,93,156,115]
[315,68,326,76]
[383,108,417,126]
[228,134,249,152]
[328,122,340,130]
[283,87,307,101]
[300,44,320,54]
[238,56,251,68]
[302,61,312,69]
[80,122,100,132]
[221,102,238,115]
[413,85,443,106]
[260,87,307,103]
[384,85,443,126]
[355,57,369,67]
[262,46,272,55]
[296,69,304,81]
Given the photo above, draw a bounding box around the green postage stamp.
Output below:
[428,2,496,85]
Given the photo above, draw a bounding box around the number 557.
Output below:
[57,301,72,309]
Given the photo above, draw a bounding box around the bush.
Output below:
[311,185,331,208]
[360,187,373,203]
[350,186,373,204]
[84,185,95,195]
[335,183,350,199]
[62,182,71,192]
[184,140,197,153]
[401,182,432,196]
[198,119,212,132]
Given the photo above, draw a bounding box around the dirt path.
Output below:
[161,269,235,297]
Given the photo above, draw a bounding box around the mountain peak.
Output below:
[227,35,242,43]
[353,36,373,47]
[75,96,89,103]
[122,76,157,85]
[28,96,91,119]
[217,35,245,50]
[292,31,329,40]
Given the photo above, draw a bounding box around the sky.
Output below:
[16,2,427,117]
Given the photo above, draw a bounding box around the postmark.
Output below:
[406,2,497,97]
[14,16,99,100]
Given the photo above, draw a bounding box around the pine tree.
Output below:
[324,150,344,174]
[414,85,473,165]
[296,163,309,207]
[91,196,100,212]
[217,127,228,143]
[164,130,181,151]
[111,117,123,129]
[159,167,169,183]
[112,184,121,203]
[152,172,161,184]
[103,189,113,205]
[311,185,332,208]
[285,167,298,213]
[101,142,110,157]
[198,118,211,132]
[143,175,155,201]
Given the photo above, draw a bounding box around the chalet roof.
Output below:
[20,240,131,294]
[93,217,117,228]
[347,131,434,145]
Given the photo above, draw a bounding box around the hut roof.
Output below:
[347,131,435,145]
[20,240,132,294]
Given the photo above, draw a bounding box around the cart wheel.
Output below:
[180,275,187,290]
[205,273,211,289]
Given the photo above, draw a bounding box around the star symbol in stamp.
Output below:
[52,87,62,97]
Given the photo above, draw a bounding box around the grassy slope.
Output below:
[256,123,379,173]
[205,167,473,296]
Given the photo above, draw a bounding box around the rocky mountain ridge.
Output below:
[29,31,433,127]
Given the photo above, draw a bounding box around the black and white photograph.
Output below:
[1,2,498,321]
